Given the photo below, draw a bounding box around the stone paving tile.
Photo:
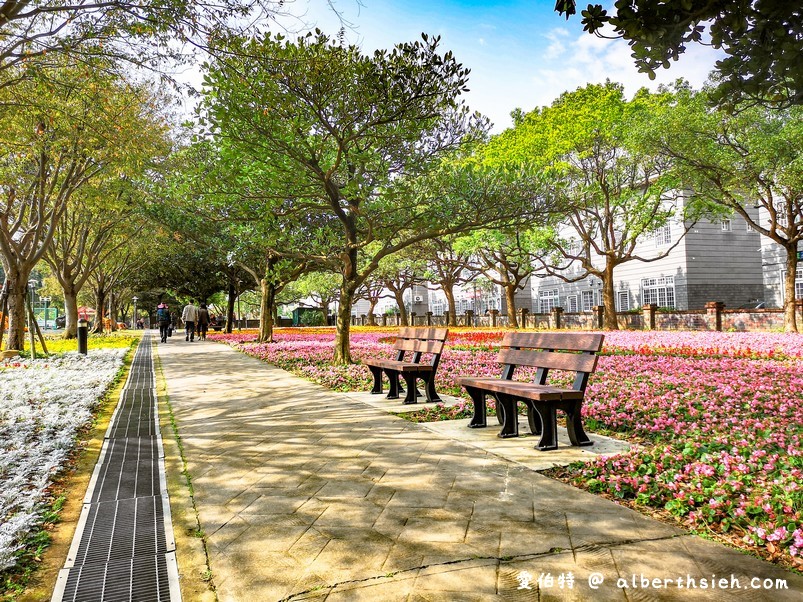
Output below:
[157,340,803,602]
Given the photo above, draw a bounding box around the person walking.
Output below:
[156,303,171,343]
[197,303,210,341]
[181,301,199,342]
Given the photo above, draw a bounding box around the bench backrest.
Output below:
[499,332,604,391]
[393,327,448,366]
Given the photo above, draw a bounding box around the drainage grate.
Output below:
[68,496,168,566]
[54,332,180,601]
[59,554,174,602]
[85,437,160,504]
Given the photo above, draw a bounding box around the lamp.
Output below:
[132,296,138,329]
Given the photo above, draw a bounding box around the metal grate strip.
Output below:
[58,554,171,602]
[54,332,181,602]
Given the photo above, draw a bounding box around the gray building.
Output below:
[533,208,767,312]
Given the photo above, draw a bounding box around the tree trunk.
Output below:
[783,248,799,333]
[63,291,79,339]
[91,289,106,334]
[258,278,275,343]
[108,291,117,332]
[226,282,236,333]
[4,272,30,351]
[504,285,519,328]
[367,299,377,325]
[394,290,408,326]
[321,300,330,325]
[602,261,619,330]
[333,284,357,364]
[443,285,458,327]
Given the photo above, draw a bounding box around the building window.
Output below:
[581,290,595,312]
[567,295,578,313]
[721,219,732,232]
[642,276,676,309]
[654,225,672,247]
[539,289,558,313]
[797,268,803,300]
[617,291,631,311]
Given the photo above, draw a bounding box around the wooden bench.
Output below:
[365,327,448,404]
[457,332,604,451]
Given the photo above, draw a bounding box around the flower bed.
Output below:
[0,349,127,571]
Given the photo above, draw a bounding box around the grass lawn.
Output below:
[210,326,803,570]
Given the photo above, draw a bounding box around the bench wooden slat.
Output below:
[498,348,598,373]
[457,377,582,401]
[393,338,446,354]
[398,327,448,341]
[500,332,604,353]
[369,359,435,372]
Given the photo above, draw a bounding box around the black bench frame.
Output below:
[365,327,448,404]
[458,332,604,451]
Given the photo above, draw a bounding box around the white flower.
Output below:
[0,349,127,570]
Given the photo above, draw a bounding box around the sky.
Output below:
[265,0,725,132]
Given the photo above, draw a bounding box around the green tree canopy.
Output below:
[555,0,802,109]
[200,30,533,363]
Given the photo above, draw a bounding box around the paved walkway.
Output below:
[156,338,803,601]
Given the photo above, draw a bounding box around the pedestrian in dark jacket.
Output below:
[197,303,210,340]
[156,303,171,343]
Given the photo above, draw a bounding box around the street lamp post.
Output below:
[132,296,138,329]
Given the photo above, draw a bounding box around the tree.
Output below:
[455,229,540,329]
[201,31,532,363]
[0,58,169,350]
[656,83,803,331]
[555,0,802,109]
[485,82,688,329]
[421,236,476,326]
[282,270,340,324]
[0,1,293,84]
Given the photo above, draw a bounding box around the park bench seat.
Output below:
[457,332,604,451]
[365,327,448,404]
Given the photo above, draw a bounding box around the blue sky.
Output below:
[276,0,724,132]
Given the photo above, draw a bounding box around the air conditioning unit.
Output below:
[414,295,423,303]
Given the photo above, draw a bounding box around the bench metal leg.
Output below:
[386,370,401,399]
[530,402,558,451]
[565,401,593,447]
[369,366,384,394]
[466,387,487,428]
[423,374,442,403]
[496,393,519,438]
[493,394,504,425]
[525,401,543,435]
[402,373,421,404]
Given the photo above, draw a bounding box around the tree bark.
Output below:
[108,291,117,332]
[258,278,275,343]
[91,289,106,334]
[602,260,619,330]
[783,247,799,332]
[63,291,79,339]
[393,290,408,326]
[226,282,236,333]
[333,284,356,364]
[367,299,377,325]
[504,284,519,328]
[3,271,30,351]
[443,285,458,327]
